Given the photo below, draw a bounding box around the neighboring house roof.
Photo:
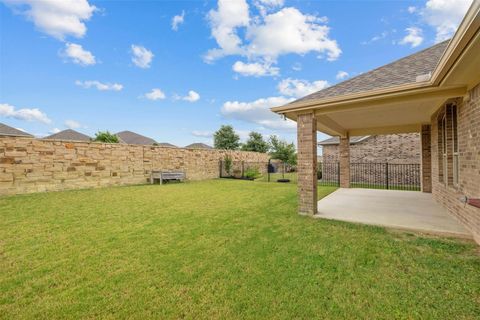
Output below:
[0,123,33,137]
[295,40,449,104]
[156,142,177,148]
[116,131,156,145]
[318,136,371,146]
[44,129,91,141]
[185,143,213,149]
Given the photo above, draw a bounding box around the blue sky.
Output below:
[0,0,472,147]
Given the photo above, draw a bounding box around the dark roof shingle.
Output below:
[116,131,156,145]
[0,123,33,137]
[44,129,91,141]
[295,40,450,103]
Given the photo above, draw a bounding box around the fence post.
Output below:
[241,161,245,178]
[385,163,389,190]
[337,162,341,187]
[219,160,222,178]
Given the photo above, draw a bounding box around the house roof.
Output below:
[318,136,370,146]
[294,40,449,104]
[156,142,177,148]
[0,123,33,137]
[44,129,91,141]
[185,143,213,149]
[116,131,156,145]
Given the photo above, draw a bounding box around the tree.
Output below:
[269,135,297,178]
[213,125,240,150]
[241,132,269,153]
[94,131,119,143]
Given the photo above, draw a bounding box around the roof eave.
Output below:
[271,0,480,117]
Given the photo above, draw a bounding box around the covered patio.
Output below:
[316,188,471,238]
[271,1,480,242]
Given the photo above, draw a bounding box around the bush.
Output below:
[224,155,232,175]
[244,167,261,180]
[94,131,119,143]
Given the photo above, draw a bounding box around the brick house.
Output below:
[319,133,420,163]
[272,1,480,243]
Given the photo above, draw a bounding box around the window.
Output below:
[441,112,447,185]
[452,105,459,187]
[437,103,459,187]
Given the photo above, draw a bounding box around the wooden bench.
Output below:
[150,170,186,184]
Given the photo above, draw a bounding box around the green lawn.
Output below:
[1,180,479,319]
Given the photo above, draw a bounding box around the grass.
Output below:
[1,180,479,319]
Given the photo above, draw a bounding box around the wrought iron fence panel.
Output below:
[350,163,420,191]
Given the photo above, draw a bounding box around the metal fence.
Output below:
[318,162,340,187]
[350,163,420,191]
[219,160,420,191]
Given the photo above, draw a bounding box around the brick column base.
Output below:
[421,124,432,193]
[297,112,318,215]
[339,135,350,188]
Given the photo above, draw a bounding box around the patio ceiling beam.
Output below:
[349,124,421,136]
[315,114,347,137]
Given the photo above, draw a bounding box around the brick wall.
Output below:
[297,112,317,215]
[322,133,421,163]
[0,137,270,196]
[431,84,480,243]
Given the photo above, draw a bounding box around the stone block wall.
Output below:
[0,138,270,196]
[431,84,480,243]
[322,133,421,164]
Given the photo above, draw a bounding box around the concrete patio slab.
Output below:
[316,188,471,238]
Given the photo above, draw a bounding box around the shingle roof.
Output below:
[295,40,450,103]
[0,123,33,137]
[116,131,156,145]
[156,142,177,148]
[44,129,91,141]
[318,136,370,146]
[185,143,213,149]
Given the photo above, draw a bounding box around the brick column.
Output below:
[339,134,350,188]
[421,124,432,193]
[297,112,318,215]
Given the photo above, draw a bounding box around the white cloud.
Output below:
[336,71,349,80]
[292,62,302,71]
[172,11,185,31]
[144,88,166,101]
[183,90,200,102]
[246,7,341,61]
[62,43,96,66]
[131,45,154,68]
[191,130,213,138]
[0,103,51,124]
[65,120,81,129]
[399,27,424,48]
[421,0,473,42]
[254,0,285,16]
[205,1,341,69]
[232,61,279,77]
[49,128,61,134]
[277,78,329,98]
[221,96,295,130]
[2,0,96,40]
[361,31,388,45]
[205,0,250,62]
[75,80,123,91]
[408,6,417,14]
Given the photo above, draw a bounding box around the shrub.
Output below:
[244,167,261,180]
[224,155,233,175]
[94,131,119,143]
